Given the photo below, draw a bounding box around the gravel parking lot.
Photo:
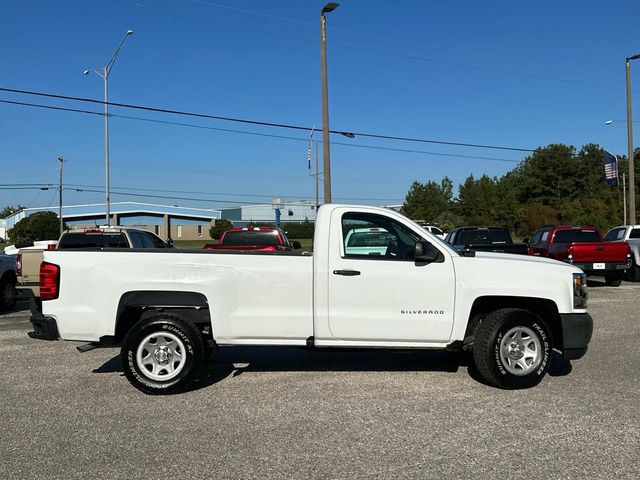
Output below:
[1,280,638,479]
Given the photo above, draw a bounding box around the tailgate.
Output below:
[570,242,629,263]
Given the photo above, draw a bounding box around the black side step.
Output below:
[76,342,100,353]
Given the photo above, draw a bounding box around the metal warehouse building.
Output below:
[0,202,221,240]
[220,201,317,226]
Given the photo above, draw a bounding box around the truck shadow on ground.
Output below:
[94,347,572,392]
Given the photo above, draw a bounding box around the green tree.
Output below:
[1,205,24,219]
[401,177,454,222]
[8,212,61,243]
[282,219,315,239]
[518,204,559,236]
[209,218,233,240]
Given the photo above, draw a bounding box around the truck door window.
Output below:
[127,231,146,248]
[142,232,168,248]
[629,229,640,239]
[341,212,421,260]
[604,228,625,241]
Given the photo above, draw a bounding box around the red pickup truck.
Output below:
[204,226,301,251]
[528,225,631,286]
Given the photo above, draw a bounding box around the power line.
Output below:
[0,183,403,204]
[0,97,522,163]
[0,86,536,153]
[65,183,402,202]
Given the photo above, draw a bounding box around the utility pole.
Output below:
[57,156,65,236]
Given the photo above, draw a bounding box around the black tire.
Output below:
[626,261,640,282]
[121,313,206,395]
[473,308,552,389]
[604,274,623,287]
[0,275,17,312]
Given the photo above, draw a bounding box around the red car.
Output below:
[528,225,631,286]
[204,226,301,252]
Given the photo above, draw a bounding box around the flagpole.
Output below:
[623,173,627,225]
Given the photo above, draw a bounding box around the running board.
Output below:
[76,342,100,353]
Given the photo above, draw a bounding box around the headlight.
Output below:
[573,273,588,309]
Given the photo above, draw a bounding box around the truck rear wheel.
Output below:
[604,274,623,287]
[625,261,640,282]
[121,313,206,395]
[473,308,552,389]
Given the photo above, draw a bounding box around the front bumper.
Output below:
[559,313,593,360]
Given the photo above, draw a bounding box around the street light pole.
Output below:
[625,54,640,224]
[85,29,134,226]
[320,3,339,204]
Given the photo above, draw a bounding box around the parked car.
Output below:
[204,226,301,251]
[343,227,395,256]
[29,204,592,394]
[421,225,446,239]
[444,227,528,255]
[604,225,640,281]
[4,240,57,256]
[16,227,170,299]
[0,252,17,311]
[528,225,631,286]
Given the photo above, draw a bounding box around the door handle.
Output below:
[333,269,361,276]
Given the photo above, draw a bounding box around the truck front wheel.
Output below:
[0,275,16,312]
[121,313,206,395]
[473,308,552,389]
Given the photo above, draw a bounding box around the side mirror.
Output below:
[522,238,529,244]
[414,241,440,262]
[166,238,174,248]
[291,241,302,250]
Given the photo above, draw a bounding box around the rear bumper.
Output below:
[28,295,59,341]
[559,313,593,360]
[572,260,632,275]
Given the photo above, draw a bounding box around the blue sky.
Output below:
[1,0,639,211]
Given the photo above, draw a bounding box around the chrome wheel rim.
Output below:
[136,331,187,381]
[499,326,542,376]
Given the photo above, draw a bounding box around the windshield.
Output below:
[553,229,601,243]
[222,230,281,246]
[58,232,129,249]
[456,229,511,245]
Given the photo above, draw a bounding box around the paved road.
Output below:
[1,281,638,479]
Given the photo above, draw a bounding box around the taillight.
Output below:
[16,254,22,276]
[47,244,57,250]
[40,262,60,301]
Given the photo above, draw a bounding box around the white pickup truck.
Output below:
[28,205,593,394]
[604,225,640,281]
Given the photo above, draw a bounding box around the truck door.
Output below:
[327,209,455,343]
[529,229,550,256]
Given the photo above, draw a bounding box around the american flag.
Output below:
[604,150,618,186]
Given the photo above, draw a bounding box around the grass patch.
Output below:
[172,239,215,249]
